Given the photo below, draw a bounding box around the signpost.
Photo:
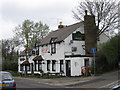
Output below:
[92,48,96,75]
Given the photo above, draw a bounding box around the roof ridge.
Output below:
[39,21,84,45]
[53,21,83,32]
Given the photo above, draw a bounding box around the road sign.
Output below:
[92,48,96,53]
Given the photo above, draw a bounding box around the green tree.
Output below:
[100,35,119,64]
[73,0,119,36]
[95,34,120,73]
[14,20,49,49]
[2,38,19,71]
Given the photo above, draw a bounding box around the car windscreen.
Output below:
[0,73,13,81]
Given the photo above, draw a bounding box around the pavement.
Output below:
[14,70,119,88]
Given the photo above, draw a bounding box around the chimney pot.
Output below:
[85,10,87,15]
[58,21,64,29]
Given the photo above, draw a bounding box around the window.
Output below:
[52,60,56,71]
[34,61,37,71]
[36,50,39,55]
[60,60,64,72]
[72,31,85,41]
[36,46,39,55]
[50,38,57,54]
[47,60,50,71]
[27,65,30,71]
[38,61,42,71]
[51,43,56,54]
[20,64,23,71]
[72,47,77,52]
[20,57,25,61]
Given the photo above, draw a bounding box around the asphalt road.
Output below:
[67,70,119,88]
[14,70,119,89]
[14,77,64,89]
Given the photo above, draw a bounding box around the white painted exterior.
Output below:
[18,22,109,76]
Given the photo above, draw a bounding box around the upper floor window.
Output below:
[20,56,25,61]
[72,31,85,41]
[49,38,57,54]
[51,43,56,54]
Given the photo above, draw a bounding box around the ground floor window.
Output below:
[38,61,42,71]
[52,60,56,71]
[47,60,50,71]
[27,65,30,71]
[60,60,64,72]
[20,64,23,71]
[34,61,38,71]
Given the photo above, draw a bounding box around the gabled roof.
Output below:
[22,60,30,65]
[39,21,84,46]
[19,48,33,56]
[33,55,43,61]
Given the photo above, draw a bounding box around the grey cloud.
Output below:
[1,2,72,24]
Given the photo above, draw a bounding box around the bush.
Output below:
[2,59,18,72]
[95,34,120,74]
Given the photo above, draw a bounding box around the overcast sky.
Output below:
[0,0,83,39]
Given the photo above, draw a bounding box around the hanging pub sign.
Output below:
[32,49,36,56]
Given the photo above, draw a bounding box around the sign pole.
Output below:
[92,48,96,75]
[93,53,95,75]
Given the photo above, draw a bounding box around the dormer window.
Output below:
[50,37,57,43]
[72,31,85,41]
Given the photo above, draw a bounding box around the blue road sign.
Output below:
[92,48,96,53]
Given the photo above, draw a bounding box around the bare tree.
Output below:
[72,0,119,36]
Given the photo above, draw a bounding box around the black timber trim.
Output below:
[65,54,93,58]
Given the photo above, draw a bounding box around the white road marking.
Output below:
[99,80,120,88]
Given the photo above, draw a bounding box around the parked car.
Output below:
[109,85,120,90]
[0,71,16,90]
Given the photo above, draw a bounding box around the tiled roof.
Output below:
[33,55,43,61]
[19,48,33,56]
[22,60,30,65]
[39,21,84,45]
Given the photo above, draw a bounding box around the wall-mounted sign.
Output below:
[42,48,49,53]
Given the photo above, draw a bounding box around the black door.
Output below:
[66,60,71,77]
[31,63,34,74]
[84,58,89,67]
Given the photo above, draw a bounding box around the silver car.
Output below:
[0,71,16,90]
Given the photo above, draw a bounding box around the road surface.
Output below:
[14,70,119,89]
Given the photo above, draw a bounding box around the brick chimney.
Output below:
[84,10,97,55]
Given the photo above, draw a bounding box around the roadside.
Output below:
[14,75,97,86]
[14,70,119,88]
